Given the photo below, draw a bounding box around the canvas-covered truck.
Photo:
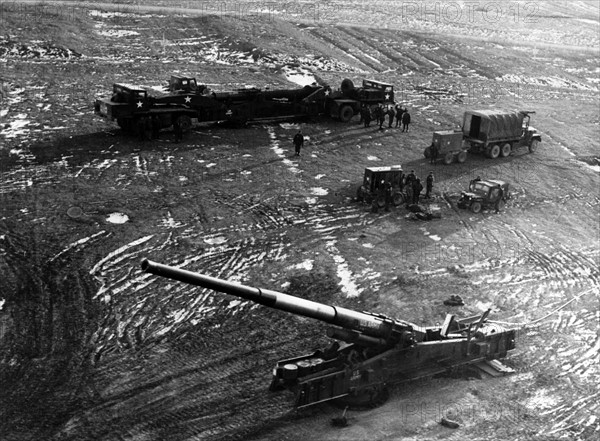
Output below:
[94,76,395,135]
[424,110,541,164]
[463,110,541,159]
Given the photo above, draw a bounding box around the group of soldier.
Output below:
[360,103,411,131]
[377,170,435,212]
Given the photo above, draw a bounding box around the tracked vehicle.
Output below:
[142,259,517,408]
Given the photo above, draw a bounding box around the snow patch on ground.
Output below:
[326,240,363,298]
[106,213,129,224]
[310,187,328,196]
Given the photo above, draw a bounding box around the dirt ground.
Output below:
[0,1,598,440]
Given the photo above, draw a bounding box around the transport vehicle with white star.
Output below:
[94,76,395,135]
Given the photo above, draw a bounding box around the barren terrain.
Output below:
[0,1,598,440]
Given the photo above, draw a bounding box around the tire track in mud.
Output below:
[306,27,380,72]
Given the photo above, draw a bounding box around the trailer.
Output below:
[94,76,395,135]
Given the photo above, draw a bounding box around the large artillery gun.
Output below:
[141,259,516,408]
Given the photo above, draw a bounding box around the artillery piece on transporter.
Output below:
[141,259,516,408]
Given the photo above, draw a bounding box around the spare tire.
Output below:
[341,78,355,94]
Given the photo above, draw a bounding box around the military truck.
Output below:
[424,110,541,164]
[94,76,395,135]
[463,110,541,158]
[356,166,405,209]
[457,179,511,213]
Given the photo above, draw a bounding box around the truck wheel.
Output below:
[117,118,133,133]
[497,199,506,211]
[529,139,540,153]
[175,115,192,132]
[470,202,482,213]
[339,105,354,122]
[457,151,467,163]
[500,143,512,157]
[489,144,500,159]
[393,192,405,206]
[443,152,454,165]
[377,194,386,208]
[424,147,431,158]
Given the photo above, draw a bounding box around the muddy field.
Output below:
[0,1,599,440]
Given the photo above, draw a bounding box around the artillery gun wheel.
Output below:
[339,105,354,122]
[334,384,390,410]
[443,152,454,165]
[489,144,501,159]
[175,114,193,132]
[424,146,431,158]
[392,192,405,206]
[529,139,540,153]
[470,201,482,213]
[500,143,512,157]
[457,151,467,163]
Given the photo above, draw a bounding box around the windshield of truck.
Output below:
[472,182,491,193]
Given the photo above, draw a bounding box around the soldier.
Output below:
[413,178,423,204]
[425,171,434,198]
[469,175,481,189]
[401,109,411,132]
[429,142,438,164]
[385,181,393,211]
[395,105,404,128]
[151,115,161,139]
[359,104,365,124]
[495,186,504,213]
[173,118,183,143]
[404,170,416,205]
[364,107,372,127]
[293,130,304,156]
[387,106,395,128]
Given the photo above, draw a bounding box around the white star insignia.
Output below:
[136,101,143,108]
[184,96,191,103]
[324,90,330,96]
[385,94,390,100]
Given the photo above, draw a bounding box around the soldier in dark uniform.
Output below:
[401,109,411,132]
[413,178,423,204]
[378,106,386,129]
[495,186,504,213]
[364,107,372,127]
[430,142,438,164]
[404,170,416,205]
[387,106,395,128]
[173,119,183,143]
[151,115,161,139]
[425,171,434,198]
[384,181,393,211]
[395,105,404,128]
[293,130,304,156]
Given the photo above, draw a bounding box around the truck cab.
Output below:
[94,83,149,121]
[458,179,510,213]
[356,165,405,208]
[169,75,199,94]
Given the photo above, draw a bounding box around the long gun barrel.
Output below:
[142,259,415,343]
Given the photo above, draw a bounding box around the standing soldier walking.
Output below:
[387,106,395,128]
[425,171,434,199]
[401,109,411,132]
[293,130,304,156]
[395,105,404,128]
